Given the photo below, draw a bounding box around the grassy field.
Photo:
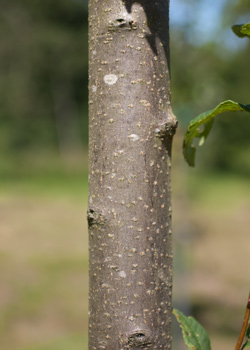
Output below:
[0,153,88,350]
[172,164,250,350]
[0,150,249,350]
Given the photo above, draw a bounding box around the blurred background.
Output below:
[0,0,249,349]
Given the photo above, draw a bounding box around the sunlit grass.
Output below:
[1,151,249,350]
[0,170,88,199]
[187,170,250,211]
[0,151,89,349]
[19,334,88,350]
[0,150,88,198]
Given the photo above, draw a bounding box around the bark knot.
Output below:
[127,330,152,348]
[155,115,178,144]
[108,18,137,32]
[87,208,106,228]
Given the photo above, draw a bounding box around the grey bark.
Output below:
[88,1,177,349]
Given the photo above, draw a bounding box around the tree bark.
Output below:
[88,1,177,349]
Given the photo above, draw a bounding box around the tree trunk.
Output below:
[88,1,177,349]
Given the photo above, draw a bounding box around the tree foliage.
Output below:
[171,2,250,173]
[2,0,250,175]
[0,0,88,154]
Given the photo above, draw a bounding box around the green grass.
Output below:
[0,152,89,349]
[0,150,88,198]
[187,170,250,211]
[19,334,88,350]
[30,255,88,273]
[0,151,249,350]
[0,172,88,199]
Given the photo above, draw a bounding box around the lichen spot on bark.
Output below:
[119,271,126,278]
[128,134,140,141]
[104,74,118,85]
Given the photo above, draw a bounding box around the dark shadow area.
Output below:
[122,0,170,60]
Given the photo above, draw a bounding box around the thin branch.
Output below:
[235,291,250,350]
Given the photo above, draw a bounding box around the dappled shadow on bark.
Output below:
[122,0,169,59]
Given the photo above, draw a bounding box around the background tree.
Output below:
[1,0,250,175]
[0,0,88,157]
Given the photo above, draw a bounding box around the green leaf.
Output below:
[173,309,211,350]
[243,340,250,350]
[232,22,250,38]
[243,325,250,349]
[183,100,250,166]
[246,325,250,338]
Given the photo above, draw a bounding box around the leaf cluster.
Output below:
[182,22,250,167]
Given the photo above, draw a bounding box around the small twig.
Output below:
[235,291,250,350]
